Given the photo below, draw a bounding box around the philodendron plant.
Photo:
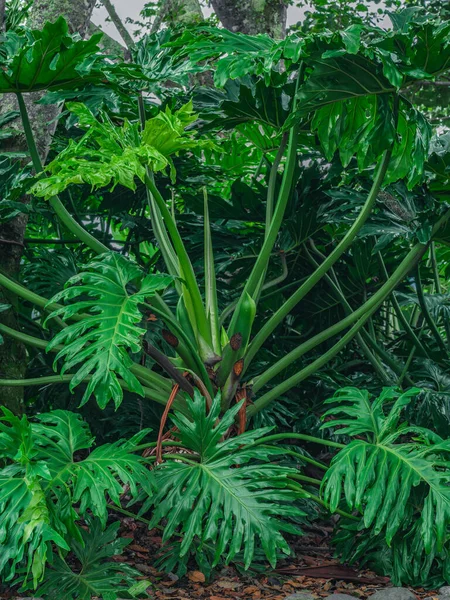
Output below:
[1,9,450,589]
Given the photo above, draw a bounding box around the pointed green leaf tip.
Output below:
[45,252,172,409]
[321,387,450,553]
[141,390,306,570]
[0,17,103,93]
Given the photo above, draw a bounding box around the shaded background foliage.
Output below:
[1,0,450,596]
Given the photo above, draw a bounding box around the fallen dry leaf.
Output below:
[244,586,260,594]
[128,543,149,553]
[188,570,206,583]
[216,579,242,590]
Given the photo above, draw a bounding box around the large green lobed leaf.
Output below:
[45,252,172,409]
[0,18,103,93]
[321,387,450,553]
[142,391,305,569]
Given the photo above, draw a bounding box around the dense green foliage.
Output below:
[1,1,450,596]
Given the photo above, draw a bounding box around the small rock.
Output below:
[368,589,416,600]
[325,595,358,600]
[440,589,450,598]
[284,594,316,600]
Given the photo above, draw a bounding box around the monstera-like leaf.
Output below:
[35,519,142,600]
[141,391,305,569]
[0,18,103,93]
[0,408,153,587]
[45,252,172,409]
[31,101,206,199]
[32,410,154,524]
[0,409,69,587]
[321,387,450,553]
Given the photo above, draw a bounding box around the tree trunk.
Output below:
[210,0,287,37]
[0,0,6,31]
[0,0,96,413]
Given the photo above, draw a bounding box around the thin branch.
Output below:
[0,238,24,247]
[417,80,450,86]
[101,0,135,50]
[150,0,170,34]
[156,383,180,464]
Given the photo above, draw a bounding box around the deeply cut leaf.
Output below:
[142,391,305,569]
[46,252,172,409]
[322,387,450,552]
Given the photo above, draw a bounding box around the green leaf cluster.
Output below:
[142,391,305,569]
[0,408,152,587]
[322,387,450,555]
[46,252,172,409]
[35,518,143,600]
[30,100,208,198]
[0,17,103,93]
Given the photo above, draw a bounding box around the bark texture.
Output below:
[0,0,96,413]
[166,0,203,24]
[0,0,6,31]
[210,0,287,37]
[151,0,203,32]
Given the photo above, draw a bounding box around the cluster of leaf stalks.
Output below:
[1,6,450,596]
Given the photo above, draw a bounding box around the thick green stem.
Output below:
[0,323,61,351]
[107,504,151,526]
[249,432,344,449]
[290,473,322,486]
[415,263,447,353]
[132,440,184,452]
[251,222,437,395]
[250,316,377,415]
[262,445,328,470]
[430,241,450,348]
[265,133,289,235]
[302,490,359,521]
[231,124,300,313]
[246,147,394,369]
[0,373,181,411]
[378,252,430,358]
[0,376,73,386]
[305,246,393,385]
[0,272,60,313]
[17,92,108,255]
